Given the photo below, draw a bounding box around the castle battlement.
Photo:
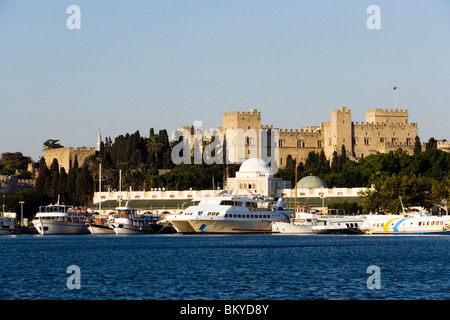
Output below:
[222,108,261,120]
[332,106,351,115]
[353,121,418,130]
[366,108,409,124]
[277,126,322,136]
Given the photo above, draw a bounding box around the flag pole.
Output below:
[393,87,398,109]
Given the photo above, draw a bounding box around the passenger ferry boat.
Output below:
[32,202,91,235]
[165,193,290,234]
[360,212,449,235]
[109,204,160,234]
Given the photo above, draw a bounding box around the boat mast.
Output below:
[119,169,122,207]
[294,135,298,214]
[99,163,102,212]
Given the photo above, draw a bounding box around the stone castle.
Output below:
[43,147,96,171]
[183,107,419,168]
[40,107,421,171]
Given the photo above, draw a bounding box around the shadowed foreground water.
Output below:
[0,234,448,300]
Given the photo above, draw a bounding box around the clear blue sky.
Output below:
[1,0,449,161]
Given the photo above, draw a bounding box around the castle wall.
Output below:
[322,107,353,159]
[180,106,421,168]
[43,147,95,171]
[222,109,262,163]
[277,127,322,165]
[352,121,418,158]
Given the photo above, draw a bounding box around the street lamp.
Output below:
[19,201,25,227]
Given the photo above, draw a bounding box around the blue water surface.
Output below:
[0,234,448,300]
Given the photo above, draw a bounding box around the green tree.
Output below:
[75,166,94,206]
[425,137,437,151]
[413,136,421,155]
[35,158,50,193]
[147,135,164,165]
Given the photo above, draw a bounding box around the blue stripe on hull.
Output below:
[373,230,449,235]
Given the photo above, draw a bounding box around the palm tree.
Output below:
[43,139,63,150]
[146,135,164,165]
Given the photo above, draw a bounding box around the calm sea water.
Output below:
[0,234,448,300]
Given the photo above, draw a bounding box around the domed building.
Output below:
[296,175,327,189]
[226,158,291,197]
[236,157,272,177]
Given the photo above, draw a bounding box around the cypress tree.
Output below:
[35,157,50,193]
[413,136,421,155]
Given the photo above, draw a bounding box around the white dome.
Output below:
[238,158,271,174]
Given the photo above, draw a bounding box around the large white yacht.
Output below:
[32,202,91,235]
[165,193,290,234]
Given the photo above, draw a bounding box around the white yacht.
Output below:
[165,194,290,234]
[32,203,91,235]
[272,207,320,234]
[360,212,449,235]
[273,207,364,234]
[0,212,17,235]
[311,216,365,234]
[109,205,160,234]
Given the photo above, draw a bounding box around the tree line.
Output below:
[275,138,449,213]
[2,132,448,216]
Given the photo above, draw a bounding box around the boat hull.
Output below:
[32,219,90,235]
[87,223,114,235]
[189,219,273,234]
[167,219,197,234]
[272,221,314,234]
[110,223,149,234]
[312,226,363,234]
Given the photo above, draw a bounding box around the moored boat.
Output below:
[360,212,449,235]
[87,215,115,234]
[32,203,91,235]
[272,207,319,234]
[166,193,290,234]
[109,205,160,234]
[311,216,365,234]
[0,212,17,235]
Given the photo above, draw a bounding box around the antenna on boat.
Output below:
[399,196,406,215]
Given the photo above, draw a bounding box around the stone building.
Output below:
[43,147,95,171]
[180,106,419,168]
